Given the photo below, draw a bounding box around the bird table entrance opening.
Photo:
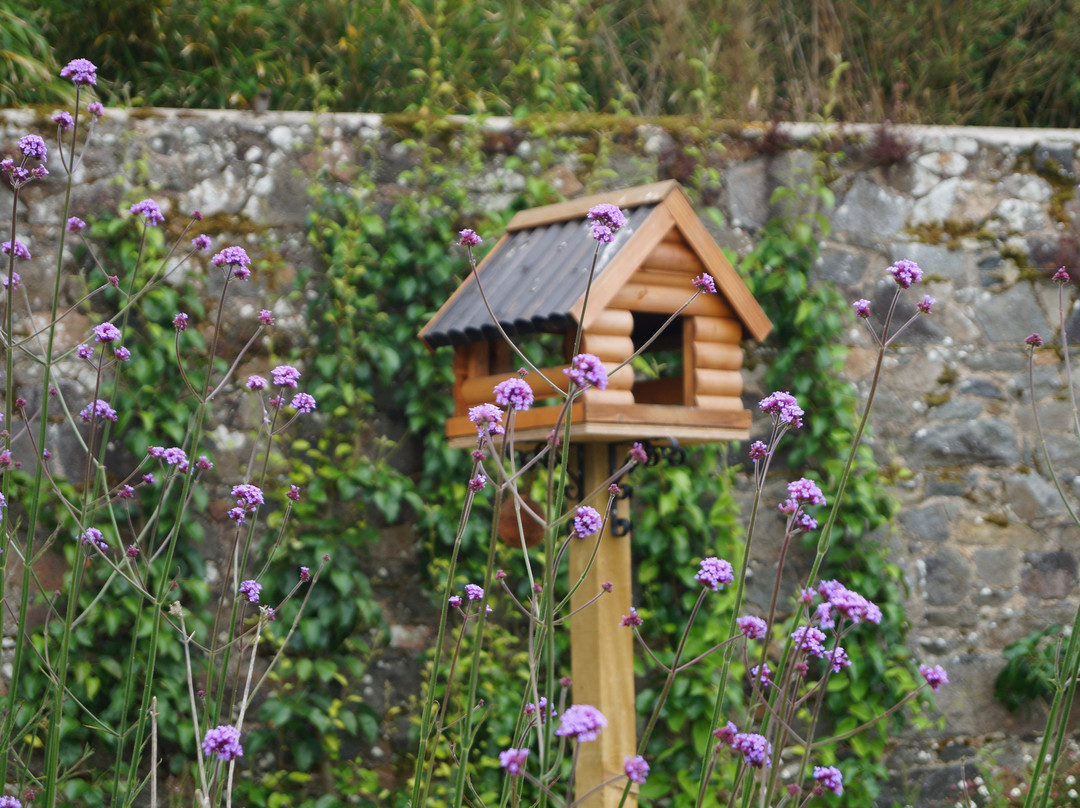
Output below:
[420,180,771,808]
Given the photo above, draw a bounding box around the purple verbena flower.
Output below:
[201,725,243,761]
[271,365,301,388]
[555,704,607,742]
[853,299,871,318]
[287,485,301,501]
[499,747,529,776]
[620,607,643,627]
[191,234,211,251]
[52,111,74,131]
[129,199,164,226]
[162,447,187,466]
[887,258,923,289]
[79,399,117,423]
[290,392,317,413]
[196,455,213,470]
[464,583,484,601]
[116,485,135,499]
[919,663,949,692]
[573,505,603,539]
[468,474,487,491]
[586,203,627,232]
[524,697,556,723]
[759,391,803,428]
[0,795,21,808]
[784,477,826,507]
[791,625,827,658]
[232,483,264,511]
[1026,333,1044,348]
[917,295,936,314]
[748,440,769,461]
[1053,266,1071,283]
[93,322,121,342]
[147,446,165,459]
[457,229,482,247]
[692,273,717,294]
[750,663,772,687]
[713,721,738,747]
[87,102,105,120]
[819,580,882,624]
[300,566,311,582]
[173,312,189,331]
[212,246,251,279]
[113,346,130,361]
[591,224,614,243]
[61,58,98,86]
[67,217,86,233]
[126,545,139,557]
[18,135,47,162]
[81,527,109,552]
[732,732,773,768]
[259,309,274,325]
[826,645,851,673]
[493,377,534,411]
[624,755,650,784]
[468,403,504,437]
[629,442,648,464]
[737,615,767,640]
[448,595,462,608]
[1,272,20,290]
[695,556,734,591]
[245,374,267,390]
[1,240,30,260]
[813,765,844,796]
[239,579,261,604]
[564,353,608,390]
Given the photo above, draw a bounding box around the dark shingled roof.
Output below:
[423,204,656,348]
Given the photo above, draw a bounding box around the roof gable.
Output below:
[421,180,771,348]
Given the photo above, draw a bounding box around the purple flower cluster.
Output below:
[67,217,86,234]
[211,246,252,279]
[499,747,528,775]
[458,229,482,247]
[1,240,30,261]
[52,111,74,130]
[87,102,105,120]
[564,353,609,391]
[467,474,486,491]
[192,234,212,251]
[695,556,734,591]
[629,442,648,464]
[919,663,949,692]
[737,615,767,639]
[887,258,923,289]
[555,704,607,742]
[573,505,603,539]
[748,441,769,461]
[464,583,484,600]
[239,579,262,604]
[817,579,882,625]
[129,199,164,227]
[271,365,301,388]
[779,477,826,520]
[1,272,21,290]
[750,663,772,687]
[852,299,871,318]
[587,203,627,232]
[79,399,117,423]
[201,724,243,761]
[246,375,267,390]
[917,294,936,314]
[731,732,773,768]
[624,755,650,784]
[620,606,643,627]
[524,696,556,724]
[19,135,47,162]
[468,403,505,437]
[0,796,22,808]
[94,322,122,343]
[232,484,265,512]
[493,377,534,411]
[791,625,827,658]
[290,392,317,413]
[173,312,189,331]
[813,765,844,796]
[61,58,98,86]
[713,721,737,746]
[692,273,717,294]
[759,390,804,428]
[81,527,109,552]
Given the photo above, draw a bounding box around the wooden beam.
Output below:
[505,180,679,231]
[569,444,638,808]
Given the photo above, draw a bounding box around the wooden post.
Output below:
[568,444,638,808]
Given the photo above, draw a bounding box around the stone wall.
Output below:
[4,107,1080,798]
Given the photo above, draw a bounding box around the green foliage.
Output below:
[994,624,1063,716]
[12,0,1079,125]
